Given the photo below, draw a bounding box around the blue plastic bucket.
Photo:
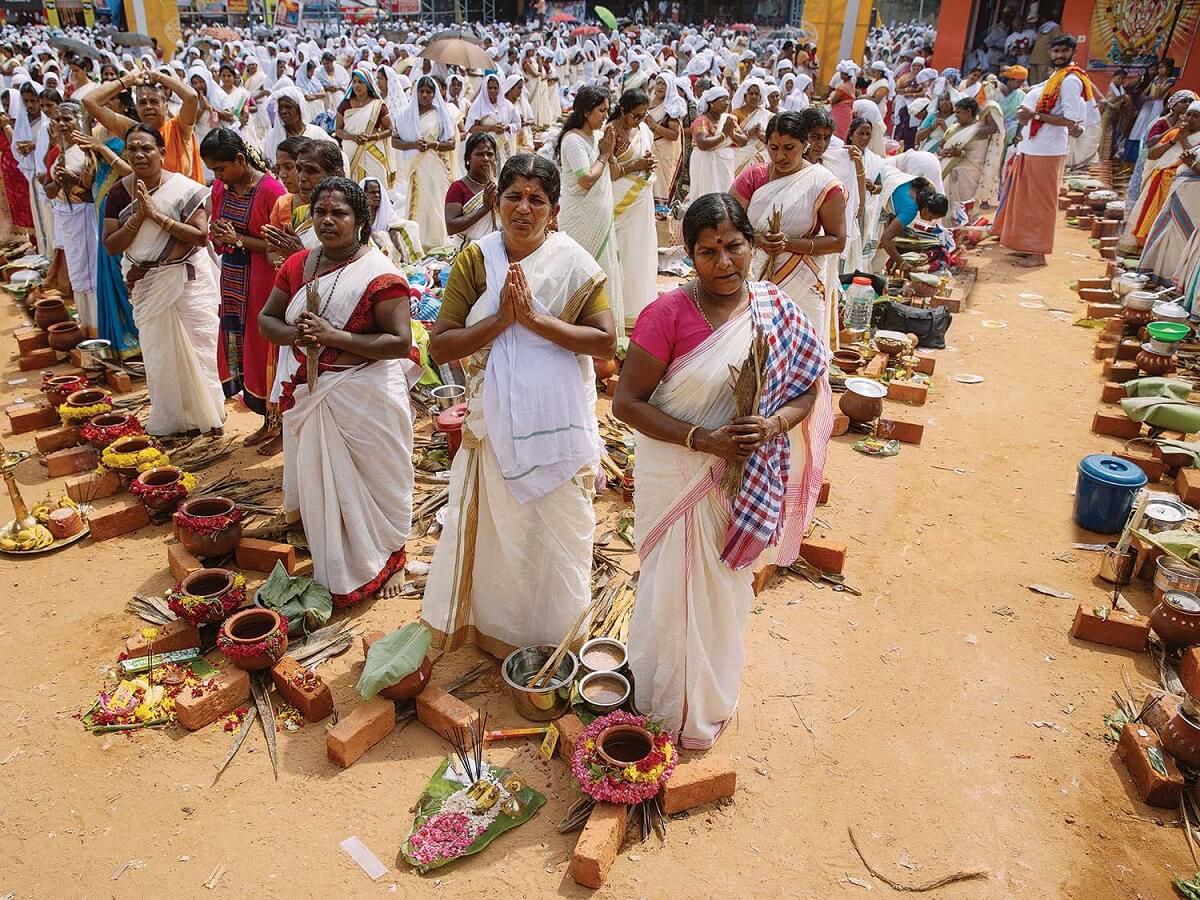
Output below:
[1075,454,1147,534]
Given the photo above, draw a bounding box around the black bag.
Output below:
[874,301,952,349]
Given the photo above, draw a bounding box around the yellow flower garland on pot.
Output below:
[98,444,171,473]
[57,401,113,426]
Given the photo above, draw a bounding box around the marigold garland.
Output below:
[570,710,676,804]
[167,572,246,624]
[58,400,113,426]
[130,470,198,505]
[99,443,170,473]
[217,613,289,662]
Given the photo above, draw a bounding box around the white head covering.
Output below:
[464,73,520,134]
[360,176,400,231]
[187,63,229,111]
[732,77,766,110]
[698,85,729,115]
[394,75,457,160]
[652,71,687,119]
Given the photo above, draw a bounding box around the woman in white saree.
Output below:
[731,78,770,176]
[259,176,417,606]
[392,76,458,250]
[335,68,396,202]
[465,74,521,167]
[610,89,658,331]
[614,194,829,749]
[938,96,1003,225]
[688,86,746,201]
[423,154,617,657]
[646,73,686,207]
[444,132,499,249]
[218,62,261,148]
[102,124,224,436]
[557,85,626,336]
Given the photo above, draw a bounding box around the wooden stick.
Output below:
[528,591,609,688]
[847,827,989,892]
[305,279,320,390]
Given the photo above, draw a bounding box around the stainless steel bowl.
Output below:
[579,637,628,675]
[578,670,631,715]
[501,644,578,721]
[76,338,113,373]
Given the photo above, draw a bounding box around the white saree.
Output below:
[688,114,736,199]
[732,106,770,176]
[406,108,455,250]
[613,122,658,330]
[423,231,606,658]
[648,103,683,205]
[119,172,224,436]
[940,103,1005,222]
[280,248,418,601]
[343,99,396,194]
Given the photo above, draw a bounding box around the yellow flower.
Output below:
[134,703,154,722]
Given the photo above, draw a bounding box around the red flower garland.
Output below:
[173,505,243,536]
[570,710,677,804]
[167,574,247,624]
[217,614,289,662]
[80,415,143,449]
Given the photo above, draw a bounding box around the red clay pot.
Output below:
[46,321,84,351]
[380,655,433,701]
[1149,590,1200,650]
[1160,708,1200,769]
[218,608,288,670]
[596,723,654,767]
[175,495,242,559]
[33,298,69,329]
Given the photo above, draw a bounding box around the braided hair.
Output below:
[199,126,269,172]
[310,175,372,245]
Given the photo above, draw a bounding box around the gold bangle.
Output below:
[684,424,700,450]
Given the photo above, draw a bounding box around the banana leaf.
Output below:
[400,758,545,873]
[357,622,432,699]
[255,561,332,637]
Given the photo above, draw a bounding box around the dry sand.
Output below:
[0,219,1187,898]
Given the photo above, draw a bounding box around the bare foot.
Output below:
[376,571,405,599]
[1016,254,1047,267]
[256,433,283,456]
[242,422,272,447]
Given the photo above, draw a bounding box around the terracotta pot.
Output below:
[33,298,69,329]
[106,434,156,480]
[133,465,187,513]
[832,350,864,374]
[46,506,82,540]
[839,378,887,424]
[46,320,83,351]
[1149,590,1200,650]
[171,567,243,624]
[218,608,288,670]
[1160,708,1200,769]
[593,357,618,380]
[596,723,654,767]
[380,655,433,701]
[1135,347,1175,376]
[1122,307,1154,330]
[43,374,88,407]
[175,495,242,559]
[82,412,143,449]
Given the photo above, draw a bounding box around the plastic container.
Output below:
[1074,454,1147,534]
[844,276,875,334]
[435,403,468,461]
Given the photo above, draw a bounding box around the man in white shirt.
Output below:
[991,34,1092,267]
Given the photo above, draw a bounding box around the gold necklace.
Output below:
[687,281,715,330]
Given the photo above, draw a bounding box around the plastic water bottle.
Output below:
[845,276,875,335]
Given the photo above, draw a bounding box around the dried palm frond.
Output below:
[126,593,177,625]
[756,207,783,280]
[166,435,238,471]
[721,325,768,498]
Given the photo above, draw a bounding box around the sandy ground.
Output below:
[0,219,1190,899]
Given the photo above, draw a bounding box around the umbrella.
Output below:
[550,11,576,22]
[570,25,600,37]
[594,5,619,30]
[427,29,483,45]
[420,38,492,71]
[48,36,103,61]
[112,32,154,47]
[730,23,754,32]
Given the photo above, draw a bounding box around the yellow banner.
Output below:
[83,0,95,26]
[44,0,61,28]
[803,0,873,91]
[123,0,182,62]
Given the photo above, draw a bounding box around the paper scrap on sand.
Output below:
[341,836,387,881]
[1025,584,1074,600]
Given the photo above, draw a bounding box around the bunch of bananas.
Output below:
[0,520,54,551]
[30,495,78,525]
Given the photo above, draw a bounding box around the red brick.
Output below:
[235,537,297,573]
[1177,468,1200,506]
[1116,339,1141,361]
[271,656,334,722]
[1087,302,1122,319]
[1102,360,1140,383]
[1117,722,1184,808]
[68,347,84,368]
[1080,287,1116,304]
[1101,381,1128,403]
[415,684,479,737]
[167,542,203,582]
[752,563,777,595]
[14,326,48,354]
[1076,277,1112,291]
[44,444,96,478]
[66,469,122,502]
[6,402,58,434]
[326,697,395,767]
[886,380,927,406]
[18,347,58,371]
[1103,317,1126,336]
[913,352,936,376]
[604,375,619,397]
[876,417,924,445]
[1070,604,1150,652]
[104,368,134,394]
[1114,452,1163,482]
[176,666,251,731]
[660,755,737,814]
[817,480,830,505]
[33,424,80,454]
[88,496,150,541]
[571,802,628,889]
[1092,411,1141,439]
[1179,648,1200,699]
[556,713,586,762]
[124,619,200,657]
[797,537,846,575]
[1144,692,1183,735]
[831,413,850,437]
[863,353,888,376]
[930,295,960,313]
[293,557,314,577]
[1093,341,1118,360]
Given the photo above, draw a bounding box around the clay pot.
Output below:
[1122,307,1154,330]
[46,320,83,351]
[839,377,886,425]
[82,412,143,449]
[380,655,433,701]
[1135,347,1175,376]
[832,350,865,374]
[33,298,69,329]
[1149,590,1200,650]
[218,608,288,670]
[593,357,618,380]
[64,387,112,409]
[1160,707,1200,769]
[106,434,156,480]
[596,723,654,767]
[46,506,82,540]
[175,495,242,559]
[172,567,243,624]
[43,373,88,407]
[134,465,187,513]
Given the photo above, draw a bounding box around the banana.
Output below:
[0,537,17,550]
[59,496,78,510]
